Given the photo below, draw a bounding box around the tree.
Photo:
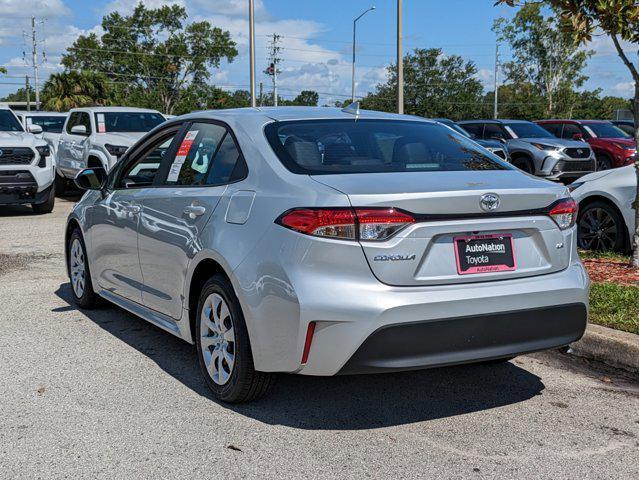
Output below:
[40,71,112,111]
[361,48,485,119]
[0,86,34,102]
[498,0,639,266]
[493,3,593,117]
[61,3,237,114]
[0,67,6,74]
[288,90,319,106]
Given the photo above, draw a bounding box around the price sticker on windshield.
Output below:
[167,130,199,182]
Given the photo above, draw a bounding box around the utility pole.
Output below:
[397,0,403,114]
[30,16,41,111]
[25,76,31,111]
[265,33,281,107]
[249,0,256,107]
[493,43,499,119]
[351,6,375,104]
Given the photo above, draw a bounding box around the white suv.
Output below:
[0,105,55,213]
[55,107,165,193]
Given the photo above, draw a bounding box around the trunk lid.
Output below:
[312,170,572,286]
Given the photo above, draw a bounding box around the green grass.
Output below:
[589,282,639,335]
[578,249,630,263]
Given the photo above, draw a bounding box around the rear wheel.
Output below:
[577,201,626,252]
[511,156,534,174]
[67,229,99,308]
[32,186,55,214]
[595,154,612,171]
[196,275,273,403]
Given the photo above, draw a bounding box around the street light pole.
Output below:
[397,0,403,114]
[249,0,256,108]
[351,6,375,104]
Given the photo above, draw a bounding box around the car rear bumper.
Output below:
[338,303,586,374]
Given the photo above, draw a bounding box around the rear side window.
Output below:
[540,123,562,137]
[461,123,483,139]
[561,124,582,140]
[264,119,511,175]
[164,122,247,186]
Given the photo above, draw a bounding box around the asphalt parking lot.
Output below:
[1,197,638,479]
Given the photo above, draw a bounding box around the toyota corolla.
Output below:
[65,106,589,402]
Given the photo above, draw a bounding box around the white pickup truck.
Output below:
[0,105,55,213]
[55,106,166,193]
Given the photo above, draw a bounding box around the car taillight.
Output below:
[548,198,578,230]
[276,207,415,241]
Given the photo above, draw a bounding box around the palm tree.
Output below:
[41,71,111,111]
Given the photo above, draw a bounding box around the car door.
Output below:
[57,112,79,177]
[137,120,248,319]
[88,125,183,303]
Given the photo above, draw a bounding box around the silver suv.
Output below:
[66,107,589,402]
[459,119,595,181]
[55,107,166,193]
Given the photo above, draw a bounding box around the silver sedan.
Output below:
[65,106,589,402]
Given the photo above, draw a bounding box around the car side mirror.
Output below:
[27,124,43,134]
[75,167,107,192]
[71,125,87,135]
[572,133,584,141]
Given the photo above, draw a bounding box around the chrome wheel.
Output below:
[200,293,235,385]
[70,238,86,297]
[578,207,618,251]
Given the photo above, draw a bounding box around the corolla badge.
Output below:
[480,193,500,212]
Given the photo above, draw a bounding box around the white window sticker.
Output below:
[97,113,106,133]
[166,130,199,182]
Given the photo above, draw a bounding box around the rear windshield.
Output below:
[504,122,555,139]
[584,123,631,139]
[94,112,165,133]
[264,119,510,175]
[27,115,66,133]
[0,110,24,132]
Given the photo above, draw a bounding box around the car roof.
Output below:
[71,106,161,113]
[172,106,437,124]
[537,119,610,124]
[457,119,531,124]
[20,111,68,116]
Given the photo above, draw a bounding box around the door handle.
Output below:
[183,205,206,219]
[123,205,141,214]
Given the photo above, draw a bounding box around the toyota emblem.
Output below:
[480,193,500,212]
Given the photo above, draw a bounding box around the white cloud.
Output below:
[612,81,634,96]
[0,0,69,17]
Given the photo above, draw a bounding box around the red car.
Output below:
[536,119,636,171]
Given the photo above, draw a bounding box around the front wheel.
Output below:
[67,229,99,308]
[595,154,612,171]
[32,186,55,214]
[577,201,626,252]
[511,156,534,174]
[196,275,273,403]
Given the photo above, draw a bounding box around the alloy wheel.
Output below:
[200,293,236,385]
[595,157,610,171]
[70,238,86,297]
[578,207,618,251]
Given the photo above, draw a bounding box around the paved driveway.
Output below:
[1,198,638,479]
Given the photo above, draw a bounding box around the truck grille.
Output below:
[0,147,34,165]
[552,160,595,173]
[564,148,591,159]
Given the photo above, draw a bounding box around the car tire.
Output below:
[196,275,273,403]
[577,200,626,252]
[32,186,55,214]
[55,173,67,196]
[67,229,100,309]
[595,154,612,171]
[511,156,534,174]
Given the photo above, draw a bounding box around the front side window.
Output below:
[460,123,483,139]
[504,122,555,139]
[27,116,66,133]
[0,110,24,132]
[115,131,180,189]
[95,112,165,133]
[265,119,511,175]
[483,123,510,141]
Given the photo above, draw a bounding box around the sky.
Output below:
[0,0,636,107]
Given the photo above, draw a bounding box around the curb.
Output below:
[570,323,639,373]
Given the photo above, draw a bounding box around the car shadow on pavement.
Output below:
[55,282,545,430]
